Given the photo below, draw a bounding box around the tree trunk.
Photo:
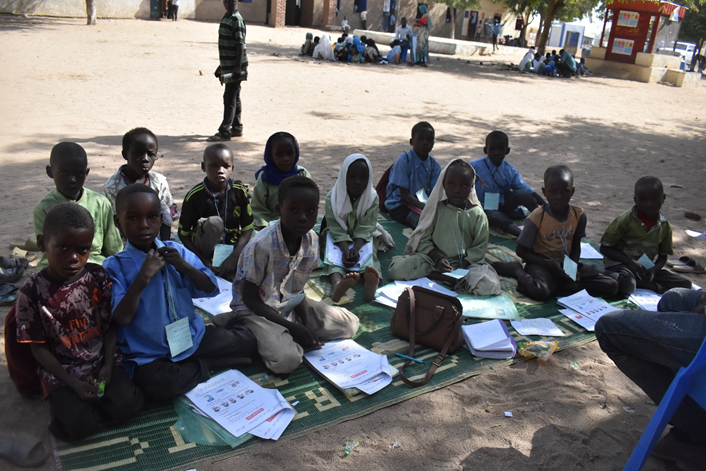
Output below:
[536,14,544,49]
[451,8,456,39]
[536,0,565,55]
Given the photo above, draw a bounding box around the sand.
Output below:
[0,14,705,471]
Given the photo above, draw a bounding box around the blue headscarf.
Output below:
[352,36,365,53]
[255,132,301,186]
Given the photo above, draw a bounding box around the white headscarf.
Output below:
[314,34,335,61]
[405,158,480,254]
[519,47,535,71]
[330,154,377,232]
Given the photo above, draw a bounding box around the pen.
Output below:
[395,353,424,364]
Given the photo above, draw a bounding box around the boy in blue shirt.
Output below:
[384,122,441,228]
[104,185,255,401]
[471,131,545,237]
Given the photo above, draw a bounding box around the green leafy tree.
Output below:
[433,0,481,39]
[495,0,543,47]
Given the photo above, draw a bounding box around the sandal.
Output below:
[10,237,39,252]
[0,267,24,284]
[0,433,48,468]
[0,257,29,271]
[672,259,706,274]
[667,256,692,268]
[0,283,19,306]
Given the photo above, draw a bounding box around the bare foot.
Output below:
[332,272,359,302]
[364,265,381,302]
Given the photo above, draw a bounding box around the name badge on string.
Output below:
[637,253,655,269]
[165,317,193,358]
[484,192,500,211]
[563,255,578,281]
[213,244,234,268]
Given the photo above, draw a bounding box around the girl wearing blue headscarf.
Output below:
[351,37,366,63]
[251,132,312,228]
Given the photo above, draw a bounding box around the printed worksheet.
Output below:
[510,318,565,337]
[185,370,293,438]
[192,276,233,316]
[304,339,392,395]
[325,234,373,271]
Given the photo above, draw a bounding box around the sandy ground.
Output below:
[1,14,706,471]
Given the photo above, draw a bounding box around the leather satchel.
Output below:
[390,286,465,387]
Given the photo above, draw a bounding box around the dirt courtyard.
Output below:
[1,13,705,471]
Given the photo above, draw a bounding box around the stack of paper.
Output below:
[325,234,373,271]
[374,277,457,308]
[462,319,517,359]
[304,339,393,396]
[192,276,233,316]
[628,289,661,311]
[557,289,621,331]
[184,369,294,441]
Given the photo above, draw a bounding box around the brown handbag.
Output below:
[390,286,466,387]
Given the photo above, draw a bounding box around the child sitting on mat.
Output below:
[178,143,253,280]
[321,154,381,303]
[600,176,692,295]
[104,185,255,402]
[251,132,311,229]
[223,176,360,374]
[493,165,619,301]
[470,130,545,237]
[388,159,489,281]
[104,127,176,241]
[34,142,122,268]
[16,204,143,441]
[383,121,441,229]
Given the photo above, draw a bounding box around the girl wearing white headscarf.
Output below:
[322,154,382,303]
[313,34,335,61]
[388,159,489,281]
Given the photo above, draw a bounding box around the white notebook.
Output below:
[462,320,516,360]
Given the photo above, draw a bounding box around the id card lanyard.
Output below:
[163,267,193,357]
[547,206,577,281]
[205,179,235,267]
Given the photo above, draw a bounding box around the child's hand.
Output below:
[342,250,360,267]
[70,378,102,402]
[139,249,166,280]
[289,324,322,352]
[217,257,238,280]
[158,246,188,271]
[97,363,113,387]
[435,258,453,273]
[644,266,657,282]
[628,260,648,280]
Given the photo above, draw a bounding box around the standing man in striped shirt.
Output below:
[208,0,248,142]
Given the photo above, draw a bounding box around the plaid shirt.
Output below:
[104,167,174,226]
[231,220,319,315]
[219,9,248,83]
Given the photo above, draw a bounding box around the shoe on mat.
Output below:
[0,433,48,468]
[207,133,231,142]
[0,267,25,284]
[672,259,706,274]
[667,256,692,268]
[651,428,706,471]
[0,257,29,271]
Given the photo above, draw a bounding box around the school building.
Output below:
[3,0,518,43]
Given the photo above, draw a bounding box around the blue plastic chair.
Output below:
[623,335,706,470]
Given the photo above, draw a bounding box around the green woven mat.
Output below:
[54,216,631,471]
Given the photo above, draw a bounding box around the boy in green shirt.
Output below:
[600,176,691,295]
[34,142,122,268]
